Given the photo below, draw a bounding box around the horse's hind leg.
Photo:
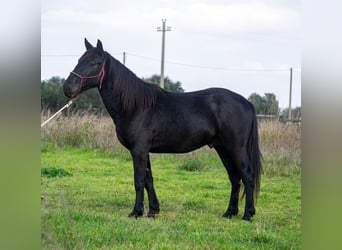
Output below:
[215,146,241,218]
[231,148,256,221]
[145,155,160,217]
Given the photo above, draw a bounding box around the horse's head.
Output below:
[63,38,106,98]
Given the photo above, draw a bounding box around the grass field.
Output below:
[41,116,301,249]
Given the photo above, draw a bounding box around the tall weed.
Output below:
[41,114,301,171]
[258,120,301,166]
[41,113,119,151]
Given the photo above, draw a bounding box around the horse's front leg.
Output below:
[128,150,148,218]
[145,155,160,217]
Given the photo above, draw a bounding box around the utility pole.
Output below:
[288,67,293,121]
[123,52,126,65]
[157,19,171,88]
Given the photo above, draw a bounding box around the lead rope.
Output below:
[41,100,73,127]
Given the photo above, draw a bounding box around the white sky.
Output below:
[41,0,301,108]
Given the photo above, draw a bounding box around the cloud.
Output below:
[42,1,300,34]
[174,2,300,33]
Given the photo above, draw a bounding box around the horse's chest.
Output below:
[115,125,131,148]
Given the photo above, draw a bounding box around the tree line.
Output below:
[41,75,300,119]
[41,75,184,113]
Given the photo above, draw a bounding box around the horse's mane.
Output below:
[107,53,163,113]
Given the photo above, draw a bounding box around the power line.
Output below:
[126,53,298,73]
[41,53,300,73]
[41,54,80,57]
[41,52,122,57]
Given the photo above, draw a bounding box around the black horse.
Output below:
[63,39,262,221]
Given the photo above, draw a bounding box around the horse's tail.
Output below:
[246,110,263,200]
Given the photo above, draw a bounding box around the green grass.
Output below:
[41,167,72,178]
[41,147,301,249]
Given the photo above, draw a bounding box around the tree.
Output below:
[263,93,279,115]
[142,74,184,93]
[248,93,265,115]
[41,76,69,110]
[248,93,279,115]
[280,107,301,120]
[41,76,104,112]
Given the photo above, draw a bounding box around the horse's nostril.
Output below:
[63,84,72,97]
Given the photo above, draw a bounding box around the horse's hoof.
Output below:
[128,210,143,218]
[242,215,252,222]
[146,210,159,218]
[222,213,233,219]
[222,210,237,219]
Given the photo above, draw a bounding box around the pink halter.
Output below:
[70,59,106,94]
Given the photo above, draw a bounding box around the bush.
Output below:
[41,167,72,178]
[178,157,206,172]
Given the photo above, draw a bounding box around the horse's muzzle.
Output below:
[63,83,73,98]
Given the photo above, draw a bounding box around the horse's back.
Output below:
[148,87,255,153]
[161,87,254,124]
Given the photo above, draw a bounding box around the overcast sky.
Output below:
[41,0,301,108]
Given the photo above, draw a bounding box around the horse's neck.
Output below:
[98,88,118,123]
[98,56,129,123]
[98,64,121,123]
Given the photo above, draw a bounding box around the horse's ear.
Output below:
[84,38,93,50]
[96,39,104,53]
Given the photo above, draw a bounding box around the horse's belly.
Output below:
[150,131,215,153]
[150,144,203,154]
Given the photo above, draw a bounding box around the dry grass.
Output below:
[41,114,301,168]
[41,113,118,150]
[258,120,301,164]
